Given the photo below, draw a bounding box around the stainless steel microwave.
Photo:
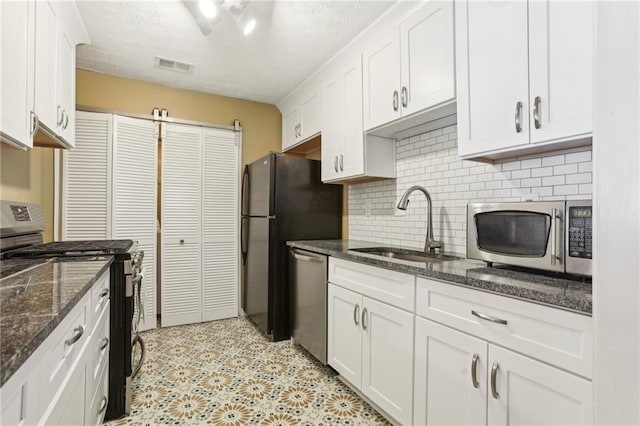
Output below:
[467,200,592,276]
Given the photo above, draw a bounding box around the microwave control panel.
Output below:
[568,206,592,259]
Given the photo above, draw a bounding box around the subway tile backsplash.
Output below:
[348,125,592,255]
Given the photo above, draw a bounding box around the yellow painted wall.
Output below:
[0,146,55,242]
[76,70,282,166]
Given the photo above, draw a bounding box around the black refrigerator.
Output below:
[241,153,342,341]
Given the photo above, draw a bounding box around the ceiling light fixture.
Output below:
[184,0,257,37]
[236,14,256,36]
[198,0,217,19]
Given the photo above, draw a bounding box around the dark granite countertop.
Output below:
[287,240,592,315]
[0,256,113,387]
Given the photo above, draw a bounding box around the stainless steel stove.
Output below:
[0,201,144,420]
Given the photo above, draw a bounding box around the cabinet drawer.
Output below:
[90,271,110,327]
[40,294,90,404]
[89,301,110,384]
[416,277,592,378]
[329,258,415,311]
[87,356,109,426]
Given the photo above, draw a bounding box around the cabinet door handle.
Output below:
[392,90,399,112]
[471,353,479,388]
[361,307,368,331]
[339,154,343,171]
[515,101,523,133]
[533,96,542,129]
[471,310,508,325]
[491,362,500,399]
[334,156,339,173]
[57,105,64,126]
[99,337,110,351]
[401,86,408,108]
[353,304,360,327]
[63,110,69,130]
[100,288,110,298]
[65,325,84,346]
[30,111,39,137]
[97,396,108,415]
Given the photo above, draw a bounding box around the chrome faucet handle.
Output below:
[425,240,443,253]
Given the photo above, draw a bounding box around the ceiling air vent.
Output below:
[154,56,194,74]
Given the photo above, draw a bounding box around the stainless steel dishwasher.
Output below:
[289,247,328,364]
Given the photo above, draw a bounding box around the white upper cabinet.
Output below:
[363,1,455,131]
[363,30,401,130]
[0,0,35,149]
[401,2,455,116]
[1,0,89,149]
[56,25,76,147]
[456,0,594,160]
[527,1,594,144]
[280,86,321,151]
[282,106,300,150]
[322,57,395,183]
[34,0,59,136]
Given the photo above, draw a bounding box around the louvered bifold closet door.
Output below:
[202,128,239,322]
[161,123,203,327]
[63,111,111,240]
[112,115,158,332]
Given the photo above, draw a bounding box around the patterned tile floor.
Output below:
[109,317,390,425]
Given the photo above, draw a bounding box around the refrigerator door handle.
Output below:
[241,217,249,265]
[241,165,250,216]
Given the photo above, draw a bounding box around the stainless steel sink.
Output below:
[351,247,461,264]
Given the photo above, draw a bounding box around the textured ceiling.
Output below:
[76,1,395,105]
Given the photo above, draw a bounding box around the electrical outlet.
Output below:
[365,200,372,217]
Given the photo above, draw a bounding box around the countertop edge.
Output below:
[287,240,592,316]
[0,257,113,387]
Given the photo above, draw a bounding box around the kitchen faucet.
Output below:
[397,185,443,253]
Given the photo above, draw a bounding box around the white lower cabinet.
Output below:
[361,297,413,425]
[328,284,362,386]
[414,317,593,426]
[414,317,487,426]
[328,284,414,425]
[488,345,593,426]
[0,271,110,425]
[328,261,415,425]
[328,259,593,425]
[414,275,593,426]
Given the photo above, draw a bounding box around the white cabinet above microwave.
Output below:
[455,0,594,161]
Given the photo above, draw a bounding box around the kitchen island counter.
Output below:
[0,256,113,386]
[287,239,592,315]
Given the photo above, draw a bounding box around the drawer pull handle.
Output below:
[491,362,500,399]
[362,307,368,331]
[97,395,108,414]
[100,288,109,298]
[471,310,507,325]
[65,326,84,346]
[99,337,110,351]
[353,304,360,327]
[471,353,479,388]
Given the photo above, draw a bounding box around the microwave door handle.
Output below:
[551,208,561,265]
